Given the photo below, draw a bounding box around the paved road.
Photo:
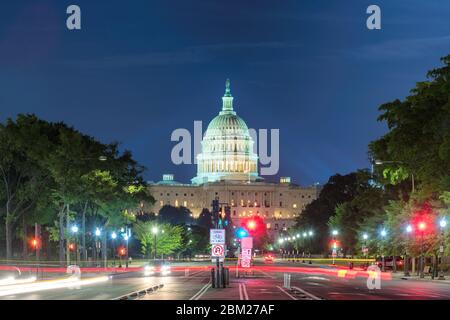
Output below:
[1,261,449,300]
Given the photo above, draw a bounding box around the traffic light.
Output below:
[69,243,75,251]
[418,221,426,231]
[236,227,249,238]
[119,247,126,256]
[31,238,39,249]
[246,219,257,231]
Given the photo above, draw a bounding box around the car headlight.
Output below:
[144,266,155,275]
[161,265,170,271]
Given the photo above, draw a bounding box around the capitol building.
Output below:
[148,80,319,239]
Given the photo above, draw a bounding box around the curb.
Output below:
[115,284,164,300]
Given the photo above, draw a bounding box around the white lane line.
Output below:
[242,283,249,300]
[189,282,211,300]
[291,286,321,300]
[276,286,297,300]
[239,283,243,300]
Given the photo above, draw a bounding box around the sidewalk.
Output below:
[390,272,450,284]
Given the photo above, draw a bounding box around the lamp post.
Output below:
[152,226,158,260]
[331,230,338,265]
[71,225,79,264]
[438,218,447,280]
[308,231,313,264]
[404,225,412,276]
[95,228,101,266]
[362,233,369,256]
[111,232,117,267]
[380,228,387,272]
[124,233,130,268]
[418,222,426,278]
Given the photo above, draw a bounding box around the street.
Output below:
[1,260,449,300]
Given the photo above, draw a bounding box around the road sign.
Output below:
[210,229,225,244]
[241,237,253,249]
[332,249,337,258]
[241,248,252,268]
[212,244,225,257]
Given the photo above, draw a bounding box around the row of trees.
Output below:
[0,114,152,264]
[295,54,450,259]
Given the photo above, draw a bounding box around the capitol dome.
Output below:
[191,79,259,185]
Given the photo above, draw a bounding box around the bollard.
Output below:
[283,273,291,289]
[211,268,216,288]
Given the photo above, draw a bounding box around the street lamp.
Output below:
[331,229,338,265]
[152,226,159,260]
[438,218,447,280]
[111,232,117,267]
[404,224,413,276]
[71,225,79,264]
[418,221,426,278]
[94,228,101,265]
[380,228,387,272]
[123,233,130,268]
[362,233,369,266]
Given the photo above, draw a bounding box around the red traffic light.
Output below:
[69,243,75,251]
[30,238,39,249]
[119,248,126,256]
[418,221,426,231]
[246,220,257,231]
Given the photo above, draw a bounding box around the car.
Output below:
[375,256,404,270]
[264,254,275,262]
[143,260,171,276]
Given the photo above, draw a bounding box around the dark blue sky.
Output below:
[1,1,449,185]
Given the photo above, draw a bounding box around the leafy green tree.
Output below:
[295,171,370,254]
[134,221,182,258]
[369,54,450,194]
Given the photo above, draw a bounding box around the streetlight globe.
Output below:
[95,228,101,236]
[380,229,387,237]
[71,225,79,233]
[303,232,307,238]
[406,225,413,233]
[111,232,117,239]
[332,230,338,236]
[152,226,158,234]
[363,233,368,240]
[123,234,129,241]
[439,218,447,228]
[278,238,284,244]
[308,231,313,236]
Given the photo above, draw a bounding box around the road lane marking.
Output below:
[291,286,321,300]
[189,282,211,300]
[239,283,249,300]
[276,286,297,300]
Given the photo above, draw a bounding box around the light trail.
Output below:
[0,276,37,286]
[0,276,109,297]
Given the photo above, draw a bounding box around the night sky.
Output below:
[0,1,449,185]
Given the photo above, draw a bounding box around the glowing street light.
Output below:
[406,224,413,233]
[111,232,117,240]
[379,228,387,272]
[363,233,369,240]
[332,230,338,236]
[439,218,447,229]
[308,231,313,236]
[71,225,79,233]
[95,228,101,237]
